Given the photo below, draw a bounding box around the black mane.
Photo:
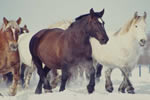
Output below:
[75,12,100,21]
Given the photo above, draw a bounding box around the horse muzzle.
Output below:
[139,39,146,47]
[100,37,109,45]
[9,43,18,51]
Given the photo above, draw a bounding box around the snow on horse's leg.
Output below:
[118,75,128,93]
[120,67,135,94]
[24,65,36,88]
[105,68,114,93]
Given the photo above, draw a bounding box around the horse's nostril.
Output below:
[102,38,105,42]
[140,39,146,44]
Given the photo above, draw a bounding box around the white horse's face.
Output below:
[132,13,147,47]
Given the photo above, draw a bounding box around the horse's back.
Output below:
[30,28,64,68]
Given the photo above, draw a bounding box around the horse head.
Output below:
[20,24,29,34]
[131,12,147,47]
[2,17,22,51]
[87,8,109,44]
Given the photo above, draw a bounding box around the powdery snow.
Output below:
[0,65,150,100]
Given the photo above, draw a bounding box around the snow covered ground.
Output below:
[0,65,150,100]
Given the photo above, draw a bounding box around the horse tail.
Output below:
[29,34,42,67]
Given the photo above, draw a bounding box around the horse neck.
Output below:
[116,30,141,53]
[66,20,90,45]
[0,31,8,48]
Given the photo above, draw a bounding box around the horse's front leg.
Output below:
[119,68,134,94]
[10,63,20,96]
[86,60,96,94]
[118,77,128,93]
[96,63,103,78]
[105,68,114,93]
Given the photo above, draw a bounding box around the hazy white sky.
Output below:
[0,0,150,33]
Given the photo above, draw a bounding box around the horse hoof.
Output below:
[96,73,101,78]
[118,88,125,93]
[44,89,52,93]
[127,90,135,94]
[9,92,16,96]
[87,85,95,94]
[127,87,135,94]
[35,89,42,94]
[59,87,65,92]
[106,86,113,93]
[9,89,17,96]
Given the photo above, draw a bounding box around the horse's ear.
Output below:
[16,17,22,25]
[90,8,95,19]
[144,12,147,19]
[3,17,9,25]
[24,24,29,33]
[24,24,27,28]
[134,12,138,18]
[99,9,105,18]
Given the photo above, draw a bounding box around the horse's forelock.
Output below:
[116,16,143,35]
[1,20,20,32]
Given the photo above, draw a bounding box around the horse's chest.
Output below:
[0,57,14,74]
[0,51,19,72]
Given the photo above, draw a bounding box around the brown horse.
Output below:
[2,24,29,86]
[0,17,21,96]
[29,8,109,94]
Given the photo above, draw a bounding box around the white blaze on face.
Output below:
[11,27,16,40]
[98,18,103,24]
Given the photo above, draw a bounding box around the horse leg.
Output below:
[3,72,13,85]
[119,68,134,94]
[42,66,52,93]
[118,77,127,93]
[20,64,26,87]
[35,64,51,94]
[9,63,20,96]
[23,64,36,88]
[48,69,61,89]
[105,68,114,93]
[96,63,103,78]
[34,58,44,94]
[59,63,70,92]
[86,60,96,94]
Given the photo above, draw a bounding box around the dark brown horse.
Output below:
[0,17,21,96]
[29,8,109,94]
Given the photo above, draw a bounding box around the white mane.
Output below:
[49,20,73,29]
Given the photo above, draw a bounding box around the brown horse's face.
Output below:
[3,17,21,51]
[88,9,109,44]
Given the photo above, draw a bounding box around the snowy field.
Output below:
[0,65,150,100]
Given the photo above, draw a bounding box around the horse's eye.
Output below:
[103,21,105,25]
[135,25,138,28]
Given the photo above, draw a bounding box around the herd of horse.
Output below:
[0,8,148,96]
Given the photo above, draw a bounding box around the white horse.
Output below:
[90,12,147,94]
[18,32,36,88]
